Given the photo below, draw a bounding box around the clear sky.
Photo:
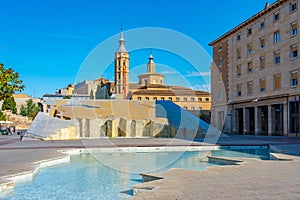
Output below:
[0,0,276,97]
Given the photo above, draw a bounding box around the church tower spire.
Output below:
[147,52,155,73]
[117,25,127,53]
[114,26,130,99]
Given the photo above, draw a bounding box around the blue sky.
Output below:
[0,0,276,97]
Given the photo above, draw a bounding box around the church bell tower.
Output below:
[114,27,129,99]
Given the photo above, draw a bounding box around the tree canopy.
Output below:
[2,95,17,114]
[0,110,6,121]
[0,63,24,100]
[20,99,41,119]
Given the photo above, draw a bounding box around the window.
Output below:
[219,72,223,80]
[291,71,298,86]
[291,22,298,36]
[260,37,265,48]
[198,98,202,102]
[184,97,187,102]
[218,46,222,52]
[237,84,242,96]
[291,44,298,59]
[247,43,253,54]
[198,107,202,111]
[290,1,297,12]
[145,97,149,101]
[218,57,223,66]
[219,90,223,99]
[237,65,241,76]
[260,56,266,69]
[191,107,195,111]
[237,34,241,41]
[205,98,210,102]
[184,107,188,110]
[247,81,253,95]
[274,74,281,90]
[274,11,280,21]
[176,97,180,101]
[247,61,253,73]
[260,21,265,29]
[274,31,280,43]
[161,97,165,100]
[144,80,148,85]
[247,27,252,36]
[274,51,281,65]
[123,61,126,66]
[191,98,195,102]
[137,97,141,100]
[168,97,172,101]
[260,78,266,92]
[153,97,157,100]
[236,48,241,59]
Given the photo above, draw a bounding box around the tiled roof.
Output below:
[13,94,30,98]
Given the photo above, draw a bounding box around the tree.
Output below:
[0,63,24,101]
[0,110,6,121]
[2,95,17,114]
[63,96,71,99]
[90,89,94,99]
[20,99,41,119]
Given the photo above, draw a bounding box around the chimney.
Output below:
[265,2,270,9]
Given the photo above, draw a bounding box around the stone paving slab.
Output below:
[133,155,300,200]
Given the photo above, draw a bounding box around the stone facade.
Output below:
[132,84,211,111]
[39,99,209,140]
[3,110,32,130]
[210,0,300,136]
[58,84,74,96]
[73,80,95,96]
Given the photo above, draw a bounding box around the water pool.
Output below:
[2,147,272,200]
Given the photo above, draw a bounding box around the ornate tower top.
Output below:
[117,26,127,53]
[147,52,155,73]
[139,53,164,86]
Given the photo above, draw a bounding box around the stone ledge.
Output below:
[0,155,70,197]
[207,156,243,165]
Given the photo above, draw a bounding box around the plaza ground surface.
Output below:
[0,135,300,199]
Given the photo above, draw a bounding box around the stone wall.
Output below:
[2,110,32,130]
[74,116,206,139]
[76,117,169,138]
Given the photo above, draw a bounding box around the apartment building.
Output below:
[209,0,300,136]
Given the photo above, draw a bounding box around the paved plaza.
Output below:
[0,135,300,199]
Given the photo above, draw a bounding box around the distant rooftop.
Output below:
[13,94,30,98]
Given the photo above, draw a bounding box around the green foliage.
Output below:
[90,90,94,99]
[20,99,41,119]
[0,110,6,121]
[2,95,17,114]
[63,96,71,99]
[0,63,24,101]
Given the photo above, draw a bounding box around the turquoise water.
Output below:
[212,148,273,160]
[2,148,272,200]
